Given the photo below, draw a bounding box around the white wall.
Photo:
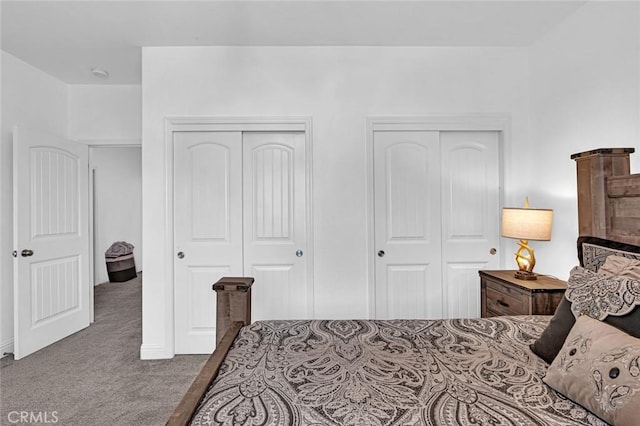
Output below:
[0,52,70,357]
[90,147,142,285]
[0,30,3,358]
[528,1,640,280]
[0,13,3,357]
[141,46,531,358]
[68,85,141,143]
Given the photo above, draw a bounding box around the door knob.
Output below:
[177,251,185,259]
[296,250,303,257]
[377,250,385,258]
[21,249,34,257]
[489,248,497,255]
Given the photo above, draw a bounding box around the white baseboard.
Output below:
[1,338,14,358]
[139,343,173,360]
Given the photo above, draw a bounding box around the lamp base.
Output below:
[514,270,538,280]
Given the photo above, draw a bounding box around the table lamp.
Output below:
[501,198,553,280]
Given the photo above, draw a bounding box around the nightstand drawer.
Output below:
[486,284,526,315]
[479,270,567,317]
[485,292,524,315]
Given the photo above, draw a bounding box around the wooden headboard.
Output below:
[572,148,640,246]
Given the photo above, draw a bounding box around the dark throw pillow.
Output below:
[530,297,574,364]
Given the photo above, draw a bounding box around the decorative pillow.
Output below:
[530,266,640,364]
[598,255,640,280]
[544,315,640,426]
[565,266,640,320]
[578,236,640,273]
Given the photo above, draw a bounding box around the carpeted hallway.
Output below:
[0,275,209,425]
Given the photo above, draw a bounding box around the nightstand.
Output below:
[479,270,567,318]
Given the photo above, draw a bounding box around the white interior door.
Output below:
[174,130,309,352]
[243,132,308,321]
[13,126,90,359]
[441,132,500,318]
[373,130,500,319]
[174,131,243,354]
[374,131,442,319]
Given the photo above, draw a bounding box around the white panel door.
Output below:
[243,132,307,321]
[373,130,500,319]
[174,131,243,354]
[13,127,90,359]
[374,131,442,319]
[441,131,500,318]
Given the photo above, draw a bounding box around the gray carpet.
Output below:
[0,275,208,425]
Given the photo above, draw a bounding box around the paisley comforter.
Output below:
[191,317,607,425]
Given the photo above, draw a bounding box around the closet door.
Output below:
[243,132,308,320]
[373,130,500,319]
[374,131,443,319]
[441,131,500,318]
[174,130,309,352]
[174,131,243,354]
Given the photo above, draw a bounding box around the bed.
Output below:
[167,147,640,426]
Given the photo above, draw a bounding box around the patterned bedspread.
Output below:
[191,317,608,425]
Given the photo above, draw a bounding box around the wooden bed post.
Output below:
[166,276,253,426]
[571,148,635,239]
[212,277,254,345]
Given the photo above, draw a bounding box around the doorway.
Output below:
[89,146,142,287]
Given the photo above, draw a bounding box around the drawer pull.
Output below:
[496,300,509,308]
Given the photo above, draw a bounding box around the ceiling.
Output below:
[1,0,587,85]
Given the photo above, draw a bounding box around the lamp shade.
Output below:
[501,207,553,241]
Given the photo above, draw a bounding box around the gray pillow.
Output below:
[544,315,640,426]
[598,255,640,280]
